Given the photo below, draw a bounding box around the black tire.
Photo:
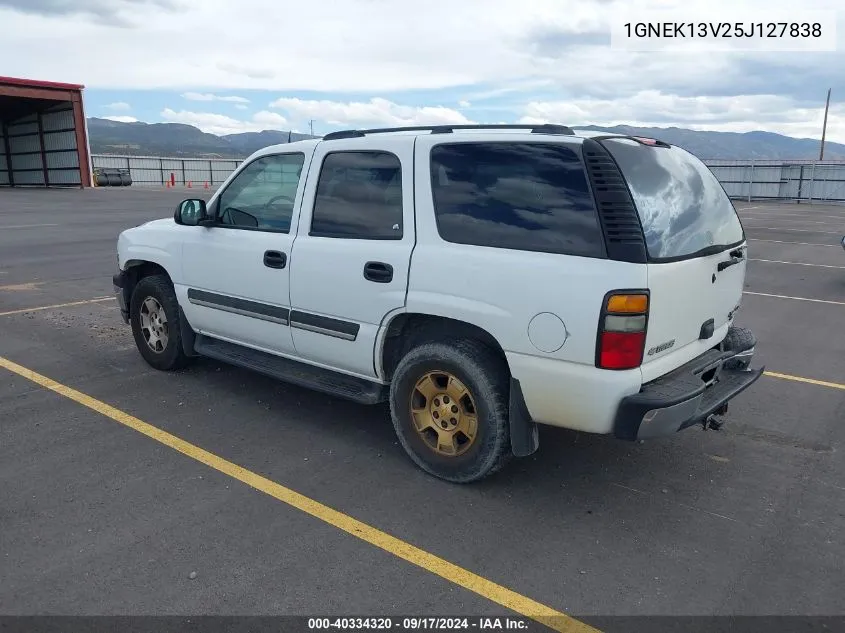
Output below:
[129,274,190,371]
[389,339,512,483]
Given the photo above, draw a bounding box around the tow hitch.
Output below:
[705,415,725,431]
[704,403,729,431]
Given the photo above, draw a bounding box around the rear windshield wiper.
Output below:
[687,244,732,259]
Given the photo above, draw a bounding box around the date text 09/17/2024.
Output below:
[307,617,531,631]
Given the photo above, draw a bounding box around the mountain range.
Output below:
[86,117,844,160]
[87,118,317,158]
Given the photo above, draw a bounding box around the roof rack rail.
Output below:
[322,123,575,141]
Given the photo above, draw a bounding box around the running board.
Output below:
[193,334,388,405]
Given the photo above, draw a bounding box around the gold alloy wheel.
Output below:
[410,371,479,457]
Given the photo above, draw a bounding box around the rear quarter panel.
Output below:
[407,135,648,431]
[408,133,649,365]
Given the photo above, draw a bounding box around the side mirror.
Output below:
[174,199,210,226]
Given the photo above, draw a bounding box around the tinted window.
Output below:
[604,139,745,260]
[430,143,604,257]
[217,153,304,232]
[311,151,403,239]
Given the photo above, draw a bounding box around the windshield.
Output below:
[603,139,745,260]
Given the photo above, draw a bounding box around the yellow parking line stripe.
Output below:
[0,355,597,633]
[764,371,845,391]
[743,291,845,306]
[0,297,113,317]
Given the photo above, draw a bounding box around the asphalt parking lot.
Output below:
[1,187,844,631]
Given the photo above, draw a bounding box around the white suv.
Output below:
[113,124,763,483]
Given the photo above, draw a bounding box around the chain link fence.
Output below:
[92,155,243,188]
[92,154,845,204]
[703,159,845,203]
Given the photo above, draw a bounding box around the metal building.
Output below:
[0,76,92,188]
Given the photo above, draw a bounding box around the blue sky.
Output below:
[84,82,564,136]
[2,0,844,141]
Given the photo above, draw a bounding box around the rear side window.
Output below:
[429,142,605,257]
[603,139,745,260]
[311,151,403,239]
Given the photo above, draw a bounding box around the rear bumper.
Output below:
[113,270,129,324]
[614,343,764,441]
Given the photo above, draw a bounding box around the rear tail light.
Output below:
[606,294,648,314]
[597,292,649,370]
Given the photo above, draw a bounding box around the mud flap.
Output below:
[509,377,539,457]
[179,307,201,358]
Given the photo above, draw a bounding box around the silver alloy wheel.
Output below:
[139,296,168,353]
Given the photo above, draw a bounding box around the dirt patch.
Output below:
[36,306,131,345]
[0,282,42,291]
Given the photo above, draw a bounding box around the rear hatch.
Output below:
[601,138,747,380]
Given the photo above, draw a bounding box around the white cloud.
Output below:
[160,108,287,135]
[0,0,639,91]
[270,97,472,127]
[182,92,250,104]
[458,100,472,108]
[102,115,138,123]
[7,0,831,93]
[2,0,844,141]
[520,91,845,140]
[462,80,557,104]
[104,101,131,111]
[252,111,288,127]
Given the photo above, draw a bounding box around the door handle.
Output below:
[263,250,287,269]
[717,256,742,272]
[717,247,746,272]
[363,261,393,283]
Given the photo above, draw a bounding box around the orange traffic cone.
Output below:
[166,181,171,188]
[187,181,192,188]
[204,181,209,189]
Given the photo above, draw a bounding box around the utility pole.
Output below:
[309,119,314,137]
[819,88,831,161]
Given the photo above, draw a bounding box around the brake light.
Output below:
[597,292,649,370]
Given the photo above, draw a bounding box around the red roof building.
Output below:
[0,76,92,188]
